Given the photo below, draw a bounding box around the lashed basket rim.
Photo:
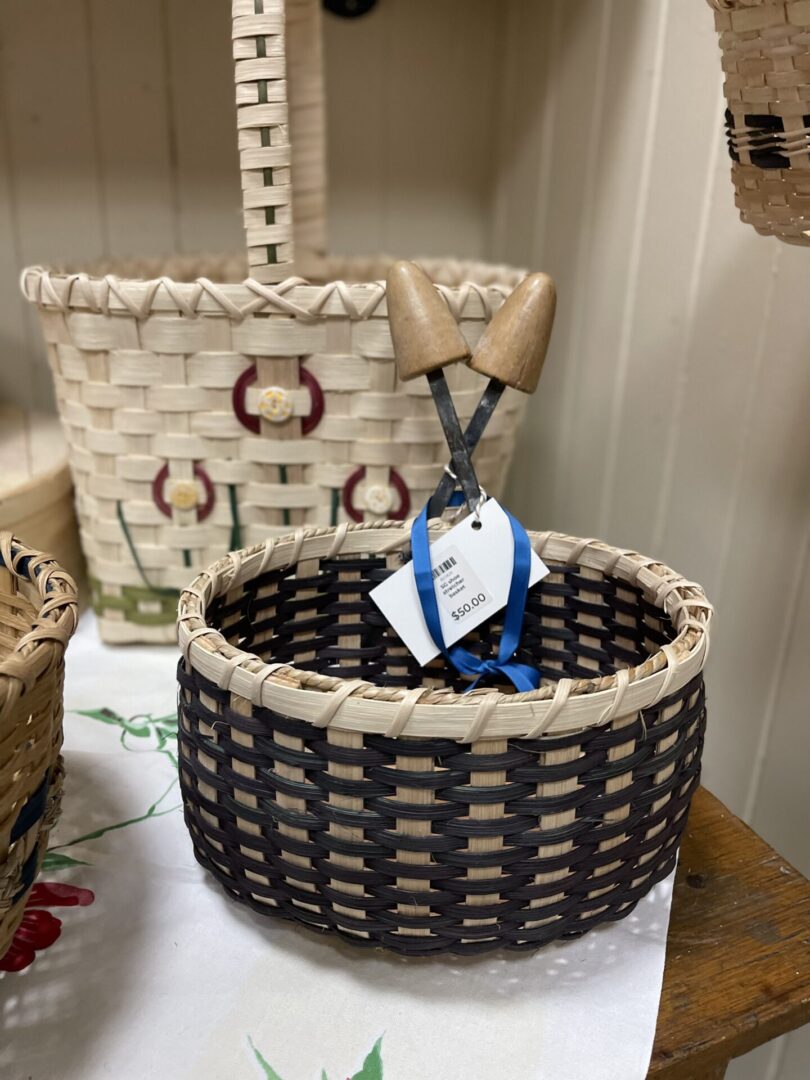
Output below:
[0,535,78,694]
[20,255,526,324]
[177,521,712,742]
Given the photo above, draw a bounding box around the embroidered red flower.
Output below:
[0,882,94,973]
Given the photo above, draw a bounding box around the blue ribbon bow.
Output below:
[411,503,540,693]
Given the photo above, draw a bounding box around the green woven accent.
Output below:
[279,465,290,527]
[116,502,177,597]
[90,578,178,627]
[110,482,244,626]
[331,488,340,527]
[228,484,243,549]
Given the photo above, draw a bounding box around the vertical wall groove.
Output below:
[596,0,670,537]
[709,241,781,611]
[160,0,183,253]
[84,0,110,257]
[649,86,724,554]
[528,0,562,269]
[551,0,614,522]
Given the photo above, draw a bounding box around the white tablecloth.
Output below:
[0,614,675,1080]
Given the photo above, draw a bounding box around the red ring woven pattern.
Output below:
[341,466,411,522]
[152,463,215,522]
[232,364,324,436]
[177,555,706,956]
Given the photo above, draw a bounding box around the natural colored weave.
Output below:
[0,406,87,601]
[0,536,78,961]
[23,255,526,645]
[709,0,810,244]
[176,522,712,955]
[235,0,328,280]
[21,0,530,644]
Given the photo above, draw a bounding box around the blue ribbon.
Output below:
[411,503,540,693]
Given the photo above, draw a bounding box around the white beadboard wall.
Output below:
[0,2,808,1075]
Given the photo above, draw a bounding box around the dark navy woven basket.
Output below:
[177,522,712,955]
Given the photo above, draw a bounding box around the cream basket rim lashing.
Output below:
[19,256,525,322]
[177,520,712,743]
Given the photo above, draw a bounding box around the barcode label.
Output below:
[432,555,457,580]
[369,499,549,667]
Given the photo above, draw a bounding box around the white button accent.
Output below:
[365,483,394,515]
[258,386,293,423]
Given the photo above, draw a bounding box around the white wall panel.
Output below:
[497,0,612,528]
[87,0,177,255]
[163,0,241,255]
[494,4,810,1077]
[326,0,503,259]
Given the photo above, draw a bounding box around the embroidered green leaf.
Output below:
[247,1037,285,1080]
[48,777,180,852]
[124,725,151,738]
[77,707,126,726]
[351,1037,383,1080]
[79,706,180,756]
[41,851,90,871]
[152,712,178,730]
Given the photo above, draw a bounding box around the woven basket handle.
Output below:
[232,0,327,284]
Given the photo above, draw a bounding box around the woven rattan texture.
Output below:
[23,255,526,645]
[22,0,530,643]
[0,536,78,960]
[177,545,707,955]
[234,0,295,282]
[710,0,810,244]
[234,0,329,280]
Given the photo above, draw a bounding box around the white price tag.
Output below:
[370,499,549,667]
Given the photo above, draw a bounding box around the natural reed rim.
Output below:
[177,521,712,741]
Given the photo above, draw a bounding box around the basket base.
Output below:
[185,812,685,957]
[178,672,704,956]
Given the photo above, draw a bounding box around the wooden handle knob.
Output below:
[468,272,556,394]
[386,261,471,382]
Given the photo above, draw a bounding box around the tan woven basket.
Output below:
[709,0,810,244]
[0,406,87,603]
[0,536,78,962]
[21,0,529,645]
[177,521,712,955]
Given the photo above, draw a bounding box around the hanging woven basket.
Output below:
[21,0,529,644]
[177,521,712,956]
[709,0,810,244]
[0,536,78,963]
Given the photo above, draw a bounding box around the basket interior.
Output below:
[208,552,677,695]
[0,569,37,662]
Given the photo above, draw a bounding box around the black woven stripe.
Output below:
[178,550,704,955]
[723,107,810,169]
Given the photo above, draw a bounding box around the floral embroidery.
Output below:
[2,705,177,973]
[41,707,180,871]
[248,1035,384,1080]
[0,883,94,973]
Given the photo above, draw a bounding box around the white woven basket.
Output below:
[21,1,530,644]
